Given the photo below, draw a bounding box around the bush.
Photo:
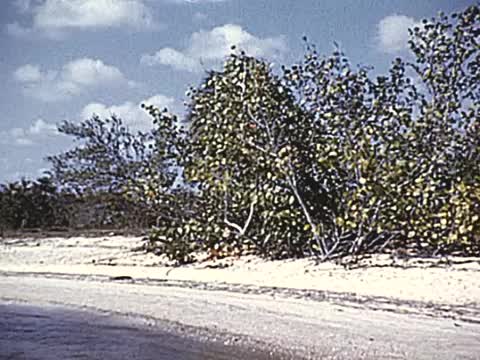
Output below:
[142,5,479,263]
[0,177,68,231]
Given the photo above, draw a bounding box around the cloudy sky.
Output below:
[0,0,472,183]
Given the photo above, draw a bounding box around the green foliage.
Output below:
[17,5,474,261]
[46,114,178,229]
[145,189,204,264]
[143,4,479,262]
[182,54,322,258]
[47,115,175,195]
[287,5,480,255]
[0,177,68,230]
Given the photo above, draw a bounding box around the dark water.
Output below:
[0,304,275,360]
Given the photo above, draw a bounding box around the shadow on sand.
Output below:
[0,303,276,360]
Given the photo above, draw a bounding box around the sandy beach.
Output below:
[1,235,479,359]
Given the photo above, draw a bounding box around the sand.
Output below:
[1,235,480,359]
[1,235,479,306]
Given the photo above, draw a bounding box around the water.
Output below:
[0,304,275,360]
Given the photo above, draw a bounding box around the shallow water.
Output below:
[0,303,274,360]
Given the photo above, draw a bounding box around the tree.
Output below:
[46,114,178,229]
[284,4,480,256]
[145,52,338,261]
[146,4,479,263]
[402,5,480,251]
[47,115,174,194]
[0,177,68,231]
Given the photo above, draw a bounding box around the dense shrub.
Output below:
[6,6,477,263]
[144,5,479,263]
[0,177,68,231]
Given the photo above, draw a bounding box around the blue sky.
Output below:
[0,0,474,183]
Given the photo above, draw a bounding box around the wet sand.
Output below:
[1,236,480,359]
[2,273,480,360]
[0,303,275,360]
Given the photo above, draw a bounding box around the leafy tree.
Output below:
[145,53,339,261]
[46,114,177,229]
[183,54,319,258]
[401,5,480,251]
[284,44,424,257]
[47,115,174,195]
[285,4,480,256]
[144,4,479,263]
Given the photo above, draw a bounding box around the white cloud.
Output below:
[0,119,59,147]
[377,14,419,53]
[7,0,158,38]
[62,58,125,85]
[13,58,132,102]
[29,119,59,135]
[141,48,203,72]
[35,0,156,29]
[13,64,44,82]
[80,94,179,131]
[141,24,288,72]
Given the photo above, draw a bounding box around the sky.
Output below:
[0,0,474,183]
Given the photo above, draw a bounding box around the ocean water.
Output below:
[0,304,275,360]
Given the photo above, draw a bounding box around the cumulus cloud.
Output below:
[80,94,179,131]
[62,58,126,85]
[7,0,159,38]
[141,24,288,72]
[0,119,60,147]
[29,118,59,135]
[13,58,132,102]
[141,48,203,72]
[377,14,419,53]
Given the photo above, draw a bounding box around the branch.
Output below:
[223,186,257,237]
[224,217,243,234]
[285,162,328,256]
[246,108,275,148]
[241,199,256,234]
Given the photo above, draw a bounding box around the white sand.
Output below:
[2,235,480,359]
[3,273,480,360]
[1,235,479,306]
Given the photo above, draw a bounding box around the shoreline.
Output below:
[0,301,280,360]
[2,270,480,359]
[1,235,480,359]
[2,269,480,325]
